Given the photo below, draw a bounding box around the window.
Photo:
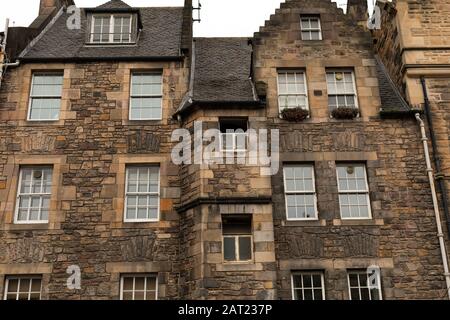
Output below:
[277,71,308,111]
[90,15,132,43]
[120,274,157,300]
[222,215,252,262]
[283,165,317,220]
[130,72,163,120]
[3,276,42,300]
[219,118,248,152]
[124,166,160,222]
[336,164,371,219]
[15,167,52,224]
[292,272,325,300]
[348,270,382,300]
[300,15,322,40]
[28,73,63,121]
[326,70,358,111]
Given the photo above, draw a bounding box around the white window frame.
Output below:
[347,270,382,300]
[14,167,53,225]
[3,276,42,300]
[119,274,158,300]
[326,69,359,111]
[90,14,133,44]
[222,234,253,263]
[129,72,163,121]
[291,272,325,300]
[300,15,323,41]
[277,70,309,112]
[283,165,318,221]
[123,166,160,223]
[27,73,63,122]
[220,131,248,153]
[336,164,372,220]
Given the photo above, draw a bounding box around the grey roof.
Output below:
[97,0,131,9]
[374,55,412,114]
[21,4,184,60]
[192,37,257,103]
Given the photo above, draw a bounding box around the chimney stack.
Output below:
[39,0,74,16]
[181,0,194,56]
[347,0,368,23]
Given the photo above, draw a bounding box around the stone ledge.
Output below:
[281,219,327,227]
[332,218,384,226]
[0,263,53,274]
[279,258,394,271]
[216,263,264,272]
[105,262,172,273]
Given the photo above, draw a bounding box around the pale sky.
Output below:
[1,0,375,37]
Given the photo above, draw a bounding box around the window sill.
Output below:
[84,42,137,47]
[111,221,161,229]
[333,218,384,226]
[3,223,49,231]
[281,219,326,227]
[123,119,164,125]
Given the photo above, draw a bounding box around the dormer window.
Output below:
[90,14,133,44]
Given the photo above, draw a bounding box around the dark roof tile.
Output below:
[374,55,411,114]
[21,7,183,60]
[192,37,256,102]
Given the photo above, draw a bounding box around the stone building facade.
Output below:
[0,0,449,300]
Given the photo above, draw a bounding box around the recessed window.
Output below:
[292,272,325,300]
[90,15,133,44]
[348,270,382,300]
[277,71,308,111]
[336,164,371,219]
[326,70,358,111]
[283,165,317,220]
[28,73,63,121]
[120,274,157,300]
[130,72,163,120]
[300,15,322,40]
[219,118,248,152]
[124,166,160,222]
[15,167,53,224]
[3,276,42,300]
[222,215,253,262]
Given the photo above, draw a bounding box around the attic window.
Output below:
[90,14,133,44]
[300,15,322,41]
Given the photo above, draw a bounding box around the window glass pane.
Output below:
[122,292,133,300]
[123,277,133,291]
[146,277,157,291]
[30,98,61,120]
[350,288,360,300]
[30,279,41,292]
[7,279,19,292]
[238,236,252,261]
[223,237,236,261]
[314,289,323,300]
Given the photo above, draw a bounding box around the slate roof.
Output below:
[374,55,412,115]
[193,37,256,102]
[20,2,184,61]
[97,0,131,9]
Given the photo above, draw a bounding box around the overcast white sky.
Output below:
[1,0,375,36]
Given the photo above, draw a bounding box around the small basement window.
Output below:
[219,118,248,152]
[222,215,253,262]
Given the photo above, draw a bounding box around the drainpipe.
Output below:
[420,77,450,235]
[415,113,450,299]
[0,19,20,88]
